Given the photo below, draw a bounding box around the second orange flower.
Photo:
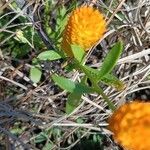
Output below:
[108,101,150,150]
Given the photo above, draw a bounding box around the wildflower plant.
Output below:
[53,6,125,113]
[30,5,124,113]
[1,1,150,149]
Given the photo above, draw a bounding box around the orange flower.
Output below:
[108,101,150,150]
[61,6,106,57]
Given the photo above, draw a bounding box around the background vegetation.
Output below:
[0,0,150,149]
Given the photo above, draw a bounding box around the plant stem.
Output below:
[92,81,116,111]
[75,61,116,111]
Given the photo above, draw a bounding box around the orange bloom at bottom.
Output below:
[108,101,150,150]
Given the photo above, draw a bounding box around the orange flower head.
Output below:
[61,6,106,57]
[108,101,150,150]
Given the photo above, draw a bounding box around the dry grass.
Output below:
[0,0,150,149]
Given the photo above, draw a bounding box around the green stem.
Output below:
[92,82,116,111]
[75,61,116,111]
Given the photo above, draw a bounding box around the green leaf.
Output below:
[101,74,125,91]
[75,61,100,81]
[35,132,47,143]
[15,30,28,43]
[52,74,93,114]
[43,143,53,150]
[76,118,84,123]
[71,44,85,62]
[83,65,100,80]
[37,50,62,61]
[58,6,67,18]
[66,91,82,114]
[30,66,42,83]
[55,6,68,39]
[98,41,123,79]
[52,74,93,93]
[52,74,75,92]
